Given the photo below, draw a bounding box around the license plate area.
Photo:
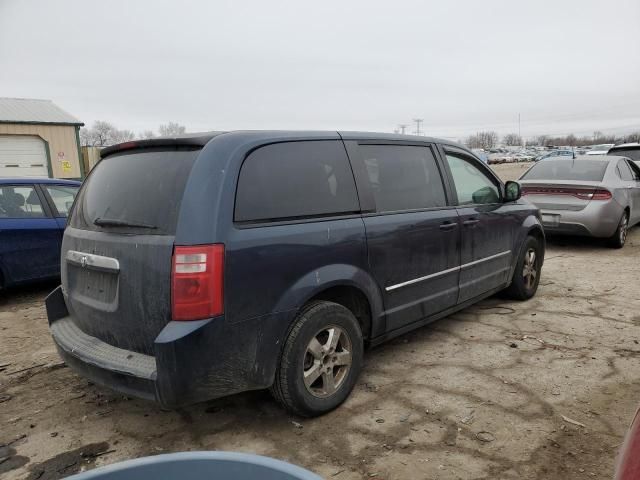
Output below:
[67,264,119,310]
[541,213,560,227]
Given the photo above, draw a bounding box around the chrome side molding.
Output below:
[386,250,511,292]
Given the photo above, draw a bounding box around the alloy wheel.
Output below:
[303,326,352,398]
[522,248,537,290]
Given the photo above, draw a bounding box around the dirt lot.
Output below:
[2,162,639,480]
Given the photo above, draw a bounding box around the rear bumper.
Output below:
[538,200,623,238]
[46,286,293,408]
[51,316,157,401]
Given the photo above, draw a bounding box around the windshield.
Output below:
[70,148,198,234]
[591,144,613,152]
[521,159,609,181]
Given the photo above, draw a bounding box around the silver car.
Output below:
[518,156,640,248]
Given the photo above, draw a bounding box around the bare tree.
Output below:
[503,133,522,146]
[158,122,186,137]
[534,135,548,146]
[92,121,116,146]
[623,132,640,144]
[465,134,479,149]
[110,129,135,144]
[465,131,498,150]
[482,131,498,149]
[79,127,93,146]
[478,131,498,149]
[138,130,156,140]
[79,121,136,146]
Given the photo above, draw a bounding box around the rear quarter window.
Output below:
[44,185,79,217]
[70,148,199,234]
[617,160,635,181]
[234,141,360,222]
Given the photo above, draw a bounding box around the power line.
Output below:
[413,118,423,136]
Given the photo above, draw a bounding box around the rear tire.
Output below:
[505,236,542,301]
[607,211,628,249]
[270,301,363,417]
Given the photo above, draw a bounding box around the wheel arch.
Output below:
[273,264,385,345]
[306,285,374,344]
[509,216,545,281]
[526,225,545,265]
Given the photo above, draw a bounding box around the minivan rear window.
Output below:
[234,141,360,222]
[521,159,608,182]
[70,148,198,234]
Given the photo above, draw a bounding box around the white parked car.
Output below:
[586,144,614,155]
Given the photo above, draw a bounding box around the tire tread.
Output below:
[270,301,330,416]
[505,235,541,301]
[270,301,362,417]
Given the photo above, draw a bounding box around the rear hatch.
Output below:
[63,147,199,355]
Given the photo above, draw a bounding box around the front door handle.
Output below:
[463,218,480,227]
[439,222,457,231]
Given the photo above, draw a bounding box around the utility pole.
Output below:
[518,113,521,143]
[413,118,423,136]
[398,124,408,135]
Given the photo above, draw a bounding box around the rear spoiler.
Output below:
[100,132,226,158]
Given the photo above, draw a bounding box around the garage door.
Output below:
[0,135,49,177]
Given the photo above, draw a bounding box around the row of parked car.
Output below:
[2,133,640,418]
[487,150,538,164]
[479,143,633,165]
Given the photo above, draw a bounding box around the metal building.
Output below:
[0,97,84,179]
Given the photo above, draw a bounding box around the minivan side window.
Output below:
[445,153,501,205]
[234,141,360,222]
[359,145,446,213]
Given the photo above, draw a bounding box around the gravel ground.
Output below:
[1,162,639,480]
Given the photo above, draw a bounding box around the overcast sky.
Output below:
[1,0,639,140]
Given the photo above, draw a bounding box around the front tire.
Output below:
[270,301,363,417]
[607,211,628,249]
[505,236,542,300]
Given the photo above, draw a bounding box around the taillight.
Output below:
[171,244,224,321]
[522,186,612,201]
[592,189,612,200]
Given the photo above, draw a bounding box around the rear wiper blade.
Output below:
[94,217,157,229]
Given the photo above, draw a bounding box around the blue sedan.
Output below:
[0,178,81,288]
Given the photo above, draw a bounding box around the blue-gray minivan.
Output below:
[46,131,544,417]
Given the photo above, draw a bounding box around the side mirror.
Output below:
[504,181,521,202]
[472,186,500,204]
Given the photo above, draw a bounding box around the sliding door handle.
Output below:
[439,222,458,231]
